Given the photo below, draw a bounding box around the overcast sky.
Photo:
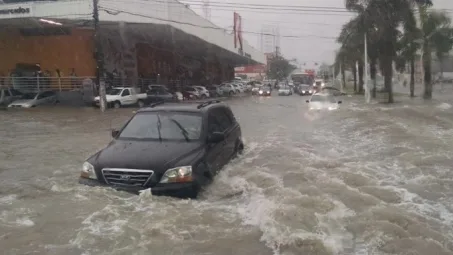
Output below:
[185,0,452,69]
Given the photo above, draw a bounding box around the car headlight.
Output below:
[160,166,192,183]
[80,161,96,179]
[259,91,263,94]
[309,90,313,93]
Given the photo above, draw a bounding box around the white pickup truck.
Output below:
[94,87,147,108]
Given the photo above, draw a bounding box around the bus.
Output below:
[290,71,315,85]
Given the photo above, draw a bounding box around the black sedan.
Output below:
[297,85,313,96]
[79,100,244,198]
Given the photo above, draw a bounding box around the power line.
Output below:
[99,5,339,40]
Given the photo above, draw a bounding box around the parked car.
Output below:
[0,88,23,106]
[193,86,210,98]
[219,83,236,96]
[145,87,178,104]
[182,87,200,100]
[231,84,243,93]
[8,91,57,108]
[206,85,221,97]
[94,87,147,108]
[79,100,244,198]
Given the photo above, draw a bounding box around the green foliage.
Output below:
[266,55,297,80]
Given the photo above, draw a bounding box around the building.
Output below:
[0,0,266,92]
[259,24,280,54]
[234,64,266,80]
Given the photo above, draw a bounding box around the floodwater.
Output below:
[1,91,453,255]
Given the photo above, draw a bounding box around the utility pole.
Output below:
[93,0,107,112]
[364,33,370,103]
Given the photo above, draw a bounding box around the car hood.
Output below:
[92,139,204,173]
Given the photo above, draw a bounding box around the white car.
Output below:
[314,79,326,88]
[94,87,147,108]
[278,86,292,96]
[192,86,210,98]
[220,83,236,96]
[8,91,57,108]
[305,93,342,110]
[0,88,23,106]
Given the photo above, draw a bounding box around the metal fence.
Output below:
[0,76,204,93]
[0,76,96,93]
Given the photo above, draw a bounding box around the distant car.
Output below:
[182,87,200,100]
[219,84,236,96]
[145,88,178,104]
[314,79,325,88]
[257,86,272,96]
[298,84,314,96]
[206,85,221,97]
[193,86,210,98]
[305,93,342,110]
[278,86,292,96]
[8,91,57,108]
[94,87,147,108]
[79,100,244,199]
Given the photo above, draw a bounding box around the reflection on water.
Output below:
[0,95,453,255]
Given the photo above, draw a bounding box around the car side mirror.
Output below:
[111,129,119,138]
[208,131,225,143]
[338,101,342,104]
[305,100,309,103]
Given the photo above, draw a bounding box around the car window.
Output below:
[37,93,47,99]
[119,112,202,140]
[4,90,11,97]
[10,89,22,96]
[211,108,233,131]
[121,89,130,96]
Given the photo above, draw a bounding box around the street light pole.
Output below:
[93,0,107,112]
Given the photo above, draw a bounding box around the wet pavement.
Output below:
[1,91,453,255]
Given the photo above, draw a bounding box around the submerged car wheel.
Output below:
[229,91,234,96]
[113,101,121,109]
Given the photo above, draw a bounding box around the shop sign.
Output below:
[0,6,31,17]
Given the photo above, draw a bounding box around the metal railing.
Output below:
[0,76,96,93]
[0,76,225,93]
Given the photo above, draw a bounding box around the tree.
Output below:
[341,0,433,103]
[266,55,297,81]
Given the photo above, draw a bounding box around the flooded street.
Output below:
[1,93,453,255]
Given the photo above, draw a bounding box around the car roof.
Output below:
[136,101,229,114]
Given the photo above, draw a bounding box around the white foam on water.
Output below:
[437,103,452,110]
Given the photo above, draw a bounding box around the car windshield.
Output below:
[186,87,196,91]
[311,95,337,103]
[106,88,123,95]
[118,112,203,141]
[22,93,37,100]
[301,85,310,90]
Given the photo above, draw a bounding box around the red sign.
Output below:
[305,69,315,75]
[234,65,266,74]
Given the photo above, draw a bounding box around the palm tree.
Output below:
[416,7,450,99]
[342,0,433,103]
[396,8,421,97]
